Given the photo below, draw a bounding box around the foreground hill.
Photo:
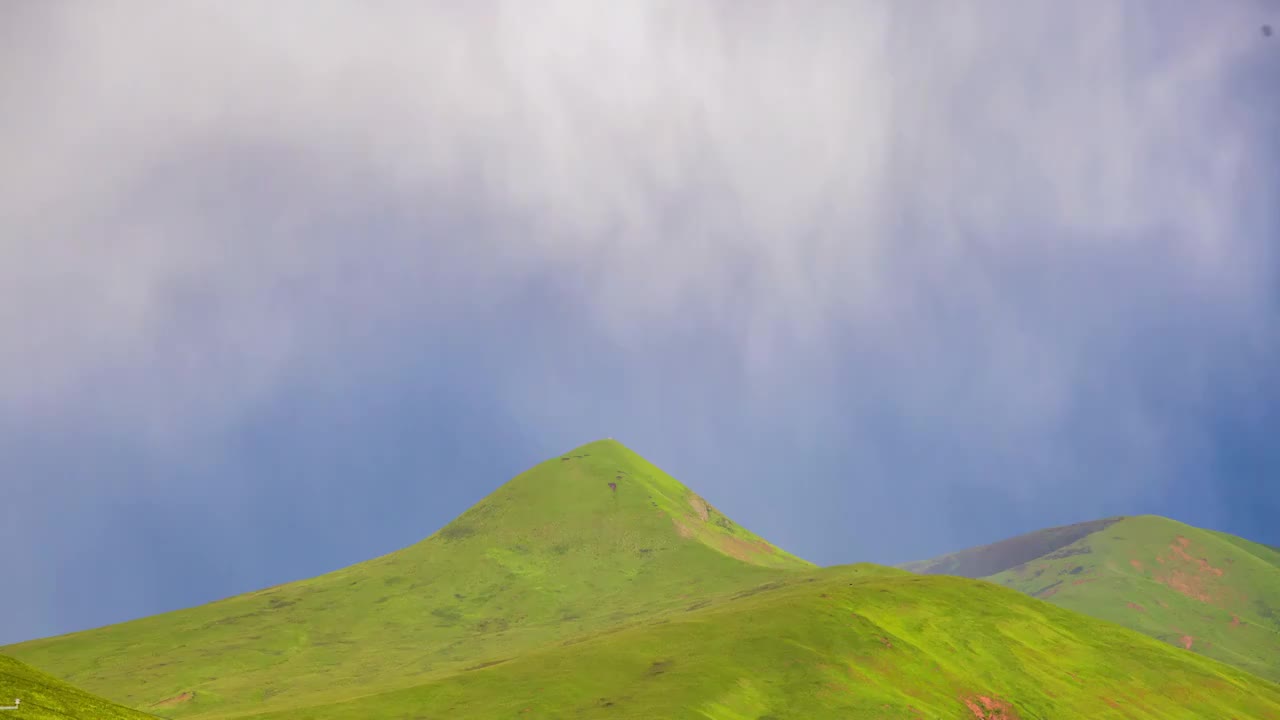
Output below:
[2,440,812,718]
[905,515,1280,683]
[0,653,157,719]
[5,441,1280,719]
[235,568,1280,719]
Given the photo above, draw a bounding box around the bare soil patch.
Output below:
[962,695,1021,719]
[716,534,775,563]
[688,494,710,522]
[671,517,695,539]
[1153,537,1232,604]
[152,692,194,708]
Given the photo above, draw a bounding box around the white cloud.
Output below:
[1,0,1273,480]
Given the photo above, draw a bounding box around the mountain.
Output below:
[0,653,158,719]
[5,441,1280,719]
[904,514,1280,683]
[1,440,812,719]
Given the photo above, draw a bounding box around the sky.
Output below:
[1,1,1278,646]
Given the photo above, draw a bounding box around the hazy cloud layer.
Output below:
[2,1,1278,643]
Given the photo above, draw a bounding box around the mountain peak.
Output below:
[428,439,812,571]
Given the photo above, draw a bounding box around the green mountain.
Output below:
[6,441,1280,719]
[0,653,157,719]
[2,440,811,719]
[904,514,1280,683]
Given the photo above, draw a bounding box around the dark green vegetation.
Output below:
[6,440,1280,718]
[906,515,1280,684]
[0,653,156,719]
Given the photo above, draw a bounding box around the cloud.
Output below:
[2,0,1276,543]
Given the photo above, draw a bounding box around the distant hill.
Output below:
[5,441,1280,719]
[0,653,157,719]
[904,514,1280,683]
[900,516,1127,578]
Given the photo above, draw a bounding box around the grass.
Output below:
[5,440,1280,719]
[0,653,157,719]
[240,568,1280,719]
[2,440,812,719]
[910,514,1280,684]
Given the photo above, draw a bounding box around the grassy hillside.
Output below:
[7,442,1280,719]
[239,568,1280,719]
[0,654,157,720]
[906,515,1280,683]
[2,440,812,719]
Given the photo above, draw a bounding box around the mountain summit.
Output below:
[425,438,812,571]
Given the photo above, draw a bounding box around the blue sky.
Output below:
[1,1,1278,646]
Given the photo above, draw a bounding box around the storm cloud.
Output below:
[2,1,1277,644]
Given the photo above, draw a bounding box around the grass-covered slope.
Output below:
[0,654,157,720]
[9,442,1280,719]
[906,515,1280,683]
[240,568,1280,719]
[1,440,812,719]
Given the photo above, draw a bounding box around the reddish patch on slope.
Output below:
[716,534,776,562]
[1156,599,1169,609]
[688,494,711,521]
[1071,577,1099,586]
[1230,615,1242,628]
[1169,538,1224,577]
[671,517,695,539]
[1157,570,1213,602]
[1180,635,1194,650]
[878,636,894,648]
[1129,559,1145,571]
[152,692,194,708]
[1151,536,1232,605]
[962,695,1021,719]
[671,513,776,563]
[1126,602,1147,613]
